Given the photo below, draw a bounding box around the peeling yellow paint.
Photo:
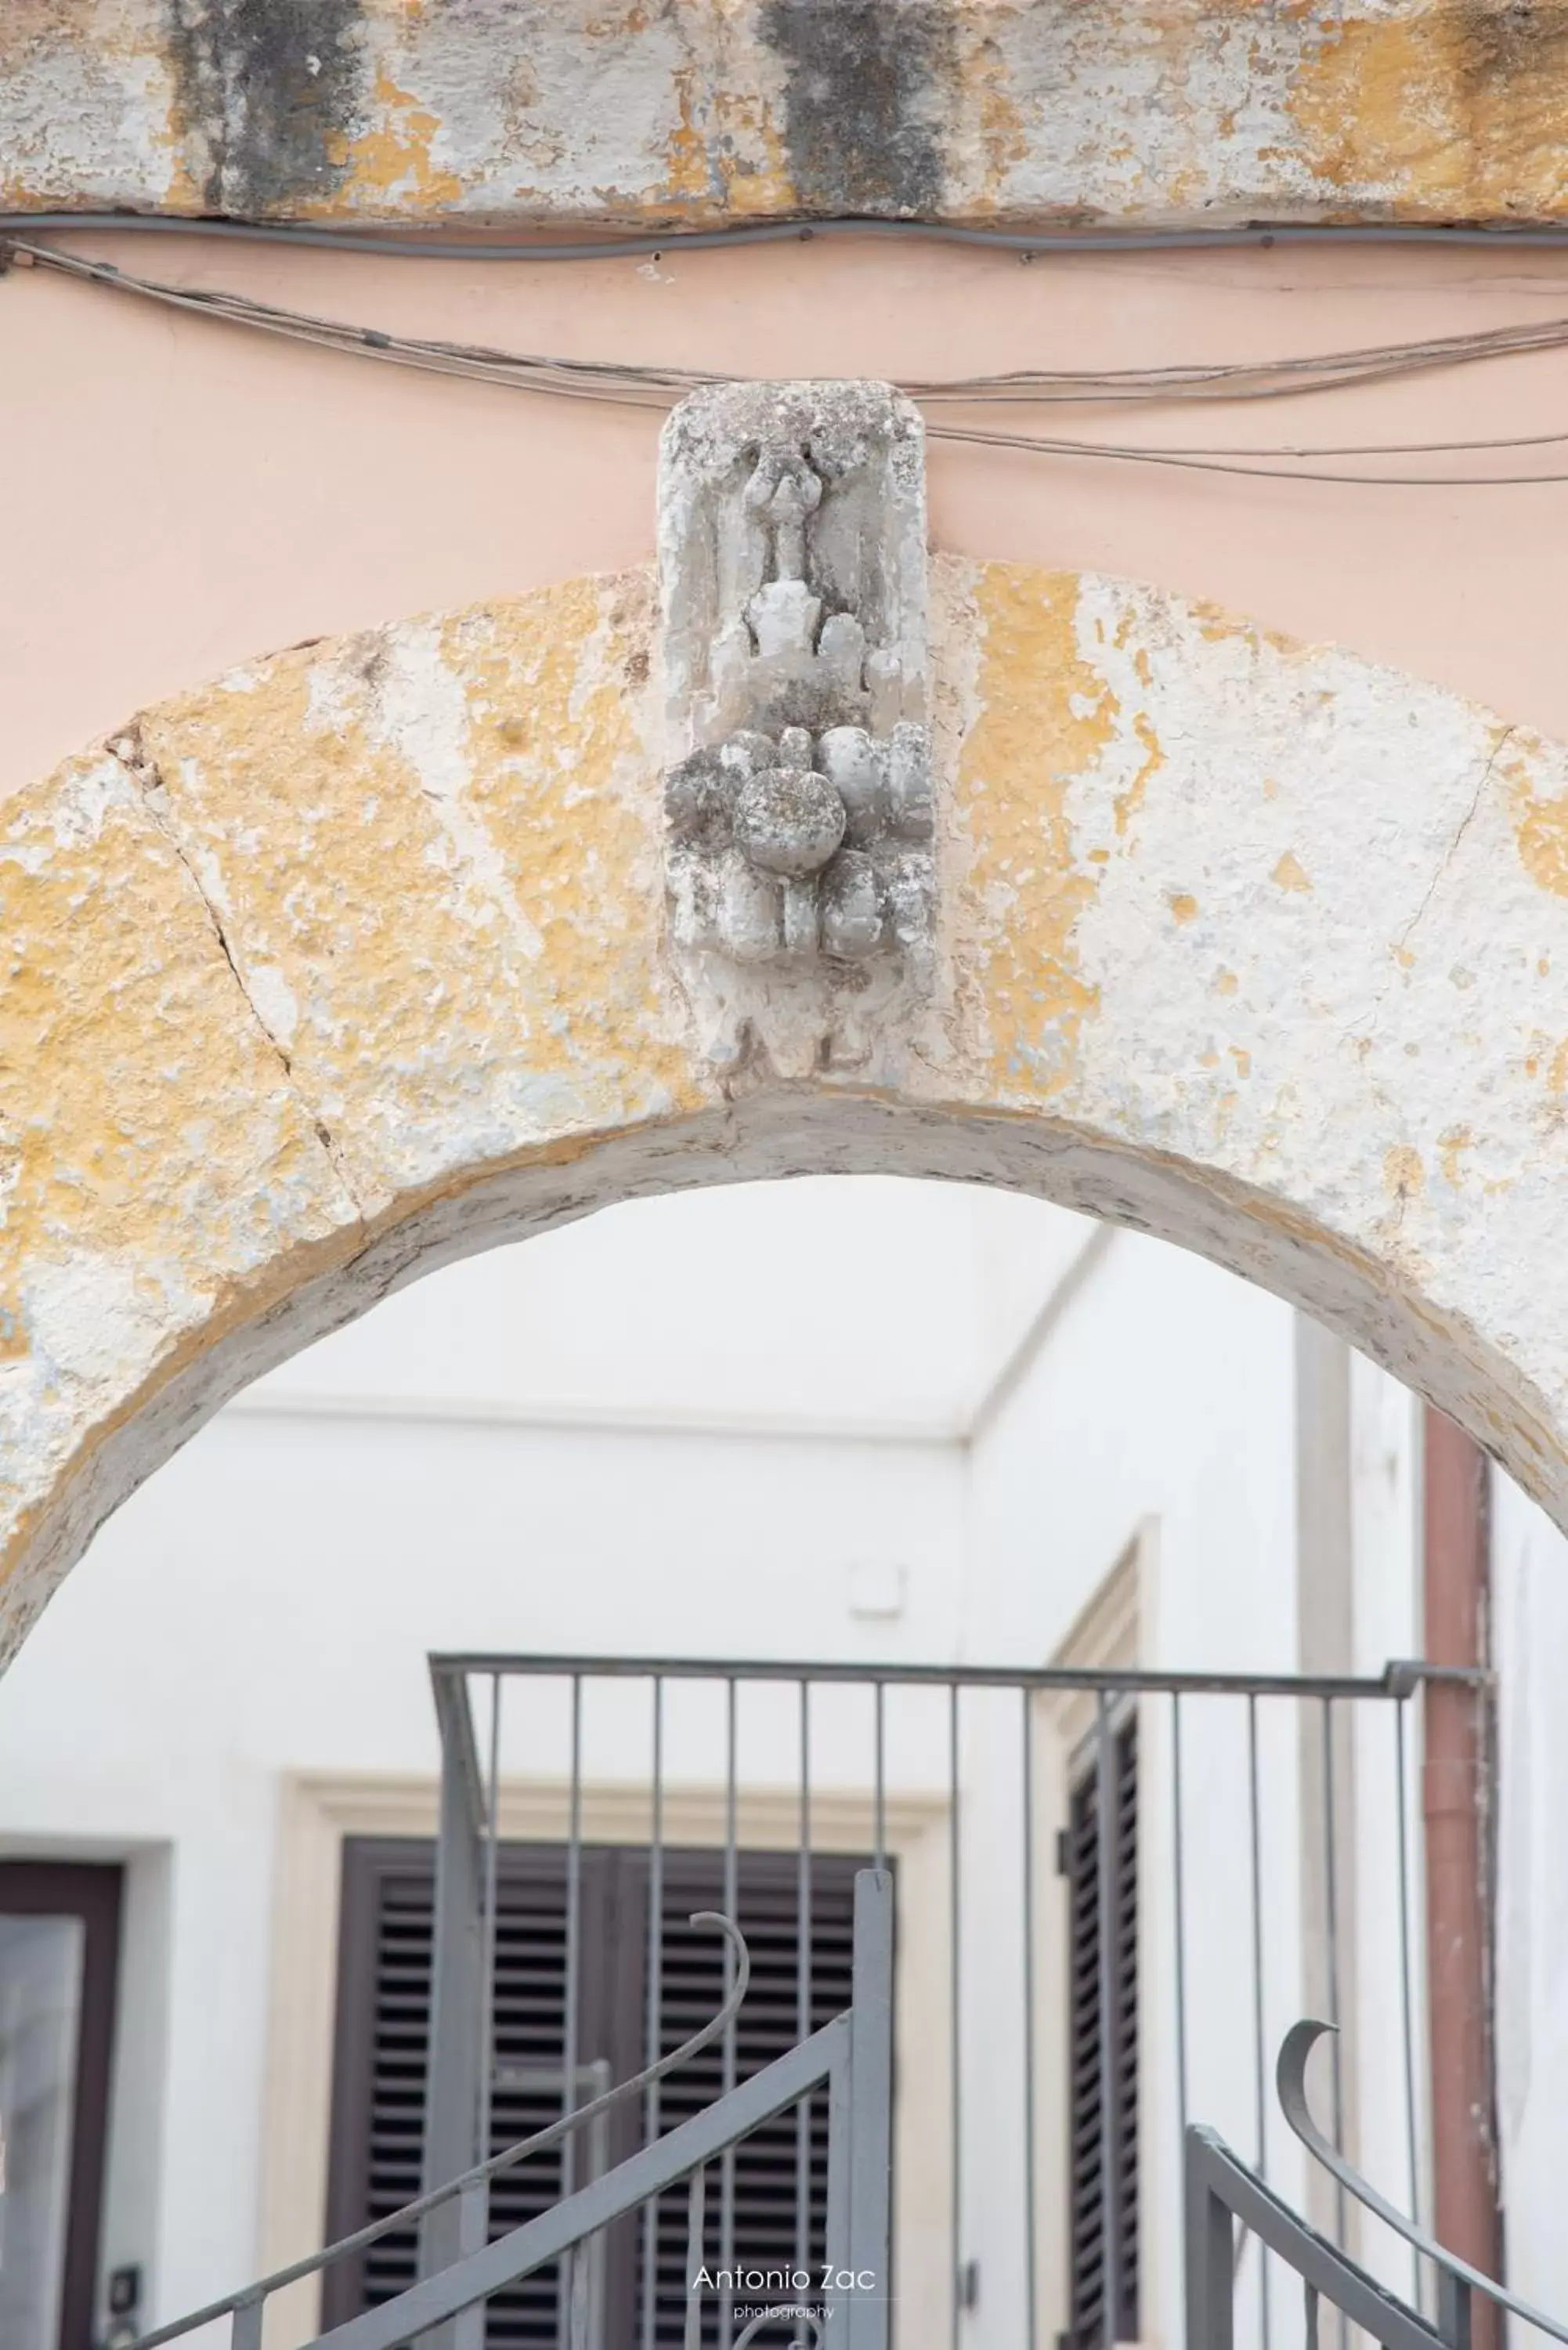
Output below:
[712,90,796,217]
[1439,1123,1473,1184]
[134,574,703,1214]
[1513,771,1568,898]
[9,548,1568,1662]
[20,1,1568,230]
[0,753,348,1309]
[1384,1144,1425,1202]
[439,573,700,1117]
[1114,712,1164,841]
[327,69,464,211]
[1292,9,1568,223]
[958,31,1028,211]
[957,566,1112,1101]
[663,66,715,205]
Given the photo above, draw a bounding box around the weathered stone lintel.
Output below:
[9,0,1568,233]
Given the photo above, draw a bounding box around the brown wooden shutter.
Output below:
[637,1850,861,2348]
[1064,1715,1139,2349]
[324,1842,869,2349]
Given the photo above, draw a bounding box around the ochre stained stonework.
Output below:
[8,1,1568,233]
[5,556,1568,1662]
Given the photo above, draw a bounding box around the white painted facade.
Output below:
[0,1176,1559,2345]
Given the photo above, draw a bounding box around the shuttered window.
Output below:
[323,1842,869,2348]
[1064,1715,1138,2350]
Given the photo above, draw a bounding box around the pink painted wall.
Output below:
[5,231,1568,796]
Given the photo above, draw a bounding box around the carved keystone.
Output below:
[658,379,933,1078]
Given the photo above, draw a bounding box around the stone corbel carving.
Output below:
[658,379,933,1076]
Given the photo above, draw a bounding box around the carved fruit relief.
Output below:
[658,380,933,1078]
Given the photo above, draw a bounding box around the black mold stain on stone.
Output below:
[760,0,956,217]
[1452,0,1568,197]
[164,0,363,216]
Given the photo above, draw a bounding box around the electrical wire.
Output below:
[20,237,1568,414]
[12,234,1568,487]
[16,207,1568,257]
[926,418,1568,487]
[23,234,1568,413]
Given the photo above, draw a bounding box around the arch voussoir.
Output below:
[5,553,1568,1659]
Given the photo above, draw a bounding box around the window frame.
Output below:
[0,1860,124,2350]
[321,1836,870,2347]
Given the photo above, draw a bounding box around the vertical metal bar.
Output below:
[1321,1700,1346,2204]
[798,1679,814,2279]
[1096,1692,1121,2350]
[1183,2142,1234,2350]
[948,1683,961,2350]
[685,2166,707,2350]
[422,1670,488,2325]
[845,1869,895,2350]
[230,2300,265,2350]
[456,2179,490,2347]
[1304,2283,1320,2350]
[1247,1694,1271,2350]
[824,2050,852,2350]
[721,1677,739,2350]
[641,1679,665,2350]
[873,1681,887,1874]
[1395,1695,1423,2306]
[569,2237,591,2350]
[1021,1690,1039,2350]
[1437,2271,1473,2350]
[476,1672,501,2160]
[1321,1697,1348,2350]
[558,1675,583,2350]
[1171,1694,1190,2147]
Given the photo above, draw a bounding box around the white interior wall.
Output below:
[0,1173,1516,2346]
[959,1225,1303,2350]
[0,1177,1036,2327]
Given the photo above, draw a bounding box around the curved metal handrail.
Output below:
[135,1911,751,2348]
[1277,2019,1568,2345]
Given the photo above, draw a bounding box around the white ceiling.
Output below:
[239,1177,1097,1438]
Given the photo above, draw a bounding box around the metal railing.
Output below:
[410,1649,1486,2350]
[134,1646,1490,2350]
[1187,2020,1568,2350]
[132,1872,894,2350]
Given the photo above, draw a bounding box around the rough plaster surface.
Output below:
[5,557,1568,1661]
[9,0,1568,231]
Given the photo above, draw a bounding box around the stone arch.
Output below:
[5,552,1568,1661]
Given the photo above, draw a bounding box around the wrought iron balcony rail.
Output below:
[410,1647,1481,2350]
[132,1646,1494,2350]
[131,1872,894,2350]
[1187,2020,1568,2350]
[132,1914,756,2350]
